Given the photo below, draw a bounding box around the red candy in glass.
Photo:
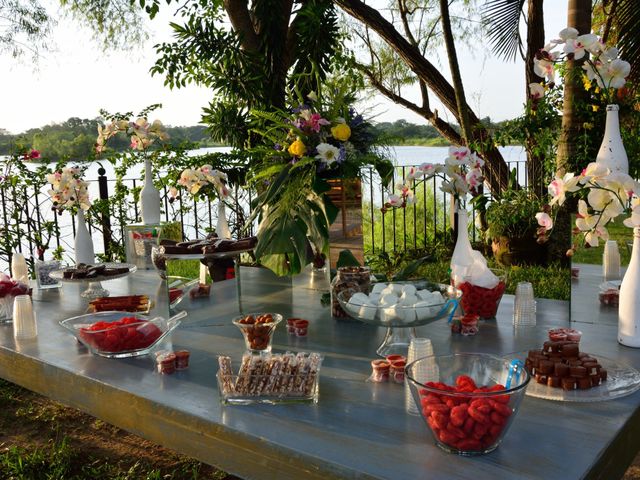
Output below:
[418,375,512,452]
[79,316,162,353]
[457,280,506,319]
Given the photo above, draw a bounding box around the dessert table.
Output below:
[0,267,639,479]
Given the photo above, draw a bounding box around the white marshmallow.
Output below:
[400,284,417,296]
[414,301,432,321]
[380,285,397,297]
[382,305,404,324]
[371,283,388,294]
[349,292,371,306]
[359,304,378,321]
[367,293,381,304]
[416,289,433,301]
[429,291,445,305]
[389,283,404,295]
[399,293,418,307]
[379,293,398,307]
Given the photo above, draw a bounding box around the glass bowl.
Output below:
[406,353,530,455]
[232,313,283,353]
[455,269,507,319]
[335,280,461,328]
[59,311,183,358]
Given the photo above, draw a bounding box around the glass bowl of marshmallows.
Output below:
[336,280,461,328]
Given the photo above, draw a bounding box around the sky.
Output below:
[0,2,568,134]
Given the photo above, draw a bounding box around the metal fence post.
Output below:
[97,167,112,257]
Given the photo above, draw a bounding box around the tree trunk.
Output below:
[556,0,592,174]
[335,0,512,194]
[552,0,592,267]
[525,0,546,197]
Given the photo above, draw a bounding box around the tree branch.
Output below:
[223,0,260,52]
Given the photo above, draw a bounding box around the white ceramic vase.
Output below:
[74,209,95,265]
[216,201,231,239]
[140,158,161,225]
[596,104,628,174]
[619,227,640,347]
[450,208,474,285]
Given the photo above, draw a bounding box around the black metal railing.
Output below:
[0,159,529,271]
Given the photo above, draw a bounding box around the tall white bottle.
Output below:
[216,201,231,239]
[74,209,95,265]
[619,227,640,347]
[140,158,161,225]
[596,104,628,174]
[450,208,474,285]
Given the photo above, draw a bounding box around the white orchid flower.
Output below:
[601,59,631,89]
[387,194,403,207]
[405,166,424,181]
[534,59,555,82]
[465,169,483,190]
[447,146,470,166]
[548,172,580,206]
[417,162,438,178]
[315,143,340,165]
[587,188,625,219]
[575,200,599,232]
[535,212,553,231]
[529,83,545,99]
[585,225,609,247]
[558,27,579,42]
[468,153,484,169]
[580,162,610,183]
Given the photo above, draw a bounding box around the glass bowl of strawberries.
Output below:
[455,269,507,319]
[59,311,183,358]
[406,353,530,455]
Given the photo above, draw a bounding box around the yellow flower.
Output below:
[331,123,351,141]
[592,105,599,112]
[583,122,594,130]
[582,76,592,91]
[288,138,307,157]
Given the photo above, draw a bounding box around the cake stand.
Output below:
[50,263,137,300]
[336,281,462,356]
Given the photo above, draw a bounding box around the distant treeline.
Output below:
[372,117,502,146]
[0,118,222,162]
[0,116,504,162]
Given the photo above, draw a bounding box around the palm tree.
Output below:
[481,0,546,195]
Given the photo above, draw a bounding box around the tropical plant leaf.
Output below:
[336,249,362,268]
[481,0,526,62]
[392,256,431,281]
[616,0,640,84]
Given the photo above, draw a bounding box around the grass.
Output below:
[572,217,633,266]
[0,379,233,479]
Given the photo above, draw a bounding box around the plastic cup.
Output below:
[12,294,37,340]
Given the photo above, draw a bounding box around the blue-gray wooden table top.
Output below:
[0,266,639,479]
[571,262,621,326]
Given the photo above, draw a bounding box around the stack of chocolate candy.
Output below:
[524,336,607,391]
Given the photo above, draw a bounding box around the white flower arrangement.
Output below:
[537,162,640,250]
[530,27,631,98]
[175,165,230,199]
[385,146,484,210]
[46,167,91,213]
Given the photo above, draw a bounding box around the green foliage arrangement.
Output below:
[247,78,394,276]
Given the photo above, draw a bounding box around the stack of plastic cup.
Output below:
[603,240,621,281]
[12,295,37,340]
[405,338,438,415]
[513,281,536,327]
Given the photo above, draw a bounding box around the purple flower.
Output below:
[337,145,347,164]
[274,143,282,151]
